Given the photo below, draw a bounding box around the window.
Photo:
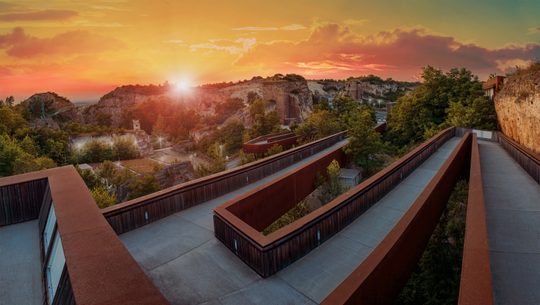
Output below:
[43,205,56,253]
[46,232,65,304]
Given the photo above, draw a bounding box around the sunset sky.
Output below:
[1,0,539,101]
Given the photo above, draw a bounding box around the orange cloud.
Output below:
[236,23,540,80]
[0,9,78,22]
[0,27,123,58]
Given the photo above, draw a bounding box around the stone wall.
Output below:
[495,66,540,154]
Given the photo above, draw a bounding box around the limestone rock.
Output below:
[495,65,540,154]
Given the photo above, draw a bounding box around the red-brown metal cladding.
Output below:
[458,134,494,305]
[242,132,299,154]
[320,132,472,305]
[0,166,171,305]
[225,148,346,231]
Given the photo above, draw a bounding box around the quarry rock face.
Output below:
[87,77,314,128]
[495,66,540,154]
[84,84,171,127]
[20,92,80,127]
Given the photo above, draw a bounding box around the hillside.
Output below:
[81,74,414,129]
[18,92,80,128]
[495,63,540,154]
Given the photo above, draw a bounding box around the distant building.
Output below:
[483,76,505,100]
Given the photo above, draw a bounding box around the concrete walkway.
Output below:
[120,137,461,305]
[479,140,540,305]
[0,220,42,305]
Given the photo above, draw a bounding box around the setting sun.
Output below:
[174,80,192,93]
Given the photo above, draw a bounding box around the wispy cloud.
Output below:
[0,27,123,58]
[232,24,307,31]
[236,23,540,79]
[527,26,540,34]
[0,9,78,22]
[190,37,256,54]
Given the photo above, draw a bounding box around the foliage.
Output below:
[62,122,123,135]
[127,174,160,200]
[16,127,71,165]
[76,166,101,189]
[446,96,497,130]
[262,201,310,235]
[0,134,56,176]
[91,186,117,208]
[197,121,245,156]
[295,110,342,143]
[214,98,244,124]
[195,142,226,177]
[74,136,140,163]
[318,160,346,205]
[75,139,113,163]
[265,144,283,157]
[122,97,199,140]
[112,137,140,160]
[0,105,27,135]
[239,150,257,165]
[387,66,495,147]
[397,180,468,305]
[344,107,386,175]
[248,99,281,139]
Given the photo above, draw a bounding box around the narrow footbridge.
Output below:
[1,127,539,305]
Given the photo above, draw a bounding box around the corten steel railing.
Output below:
[214,127,456,277]
[102,131,348,234]
[0,167,170,305]
[321,132,472,305]
[458,134,494,305]
[498,132,540,184]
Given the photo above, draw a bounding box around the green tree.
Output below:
[295,110,342,143]
[112,137,140,160]
[127,174,160,200]
[77,139,113,163]
[0,105,27,135]
[387,66,488,146]
[397,180,468,305]
[19,136,39,156]
[446,96,497,130]
[249,99,281,138]
[76,166,101,189]
[13,155,56,174]
[195,142,226,177]
[91,186,117,208]
[318,159,346,204]
[345,108,386,175]
[265,144,283,157]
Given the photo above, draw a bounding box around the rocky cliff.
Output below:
[19,92,80,128]
[495,64,540,154]
[83,84,171,126]
[85,75,314,128]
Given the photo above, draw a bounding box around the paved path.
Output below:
[479,140,540,305]
[121,137,460,305]
[0,220,42,305]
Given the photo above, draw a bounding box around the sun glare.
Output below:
[174,79,192,93]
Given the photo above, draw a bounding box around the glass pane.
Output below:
[43,205,56,252]
[46,233,65,303]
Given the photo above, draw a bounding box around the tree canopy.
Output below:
[387,66,497,146]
